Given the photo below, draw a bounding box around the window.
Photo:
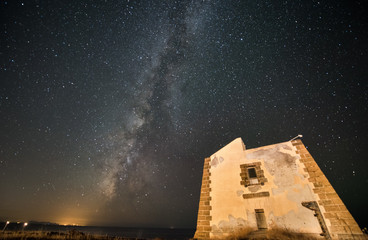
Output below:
[240,162,268,187]
[247,167,257,178]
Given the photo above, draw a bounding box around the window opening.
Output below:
[248,167,257,178]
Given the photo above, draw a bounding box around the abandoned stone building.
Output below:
[194,138,364,240]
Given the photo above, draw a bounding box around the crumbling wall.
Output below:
[243,142,321,234]
[194,138,364,240]
[291,139,364,240]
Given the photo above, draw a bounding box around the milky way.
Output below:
[0,0,367,228]
[98,1,212,202]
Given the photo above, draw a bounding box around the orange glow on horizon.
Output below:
[54,205,95,226]
[56,214,89,226]
[57,217,86,226]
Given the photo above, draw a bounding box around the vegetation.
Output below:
[224,227,321,240]
[224,227,254,240]
[0,230,137,240]
[265,228,321,240]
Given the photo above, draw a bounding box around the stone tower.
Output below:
[193,138,364,240]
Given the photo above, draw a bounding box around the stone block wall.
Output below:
[291,139,364,239]
[194,157,212,240]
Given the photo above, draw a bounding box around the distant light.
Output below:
[2,221,10,231]
[24,222,28,227]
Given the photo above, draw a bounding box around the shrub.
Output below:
[266,228,320,240]
[225,227,254,240]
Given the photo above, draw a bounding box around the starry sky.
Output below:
[0,0,367,229]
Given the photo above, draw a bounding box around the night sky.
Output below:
[1,0,367,229]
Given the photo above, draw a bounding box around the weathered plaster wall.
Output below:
[208,138,322,238]
[194,138,364,240]
[243,142,321,233]
[209,138,248,237]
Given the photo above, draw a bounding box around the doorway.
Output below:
[255,209,267,229]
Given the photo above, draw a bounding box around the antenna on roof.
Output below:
[290,134,303,141]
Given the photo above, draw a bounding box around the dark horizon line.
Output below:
[0,220,196,230]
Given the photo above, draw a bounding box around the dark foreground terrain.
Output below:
[0,230,137,240]
[1,228,367,240]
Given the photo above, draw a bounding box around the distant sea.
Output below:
[2,222,195,240]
